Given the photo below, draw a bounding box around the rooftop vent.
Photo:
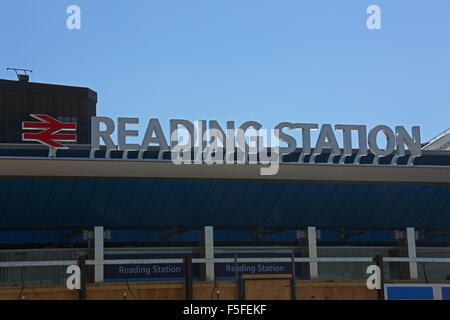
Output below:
[6,68,33,82]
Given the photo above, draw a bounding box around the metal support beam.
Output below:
[160,227,189,240]
[374,255,385,300]
[423,230,450,240]
[78,255,87,300]
[204,226,215,281]
[308,227,318,279]
[185,255,193,300]
[253,228,290,239]
[339,228,374,240]
[406,227,418,280]
[94,226,104,283]
[291,252,297,300]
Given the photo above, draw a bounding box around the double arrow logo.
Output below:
[22,114,77,149]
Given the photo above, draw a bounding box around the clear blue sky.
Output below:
[1,0,449,143]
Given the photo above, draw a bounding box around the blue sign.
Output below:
[442,287,450,300]
[104,254,200,281]
[214,253,304,278]
[104,253,305,281]
[386,286,434,300]
[386,285,450,300]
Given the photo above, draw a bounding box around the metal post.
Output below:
[308,227,318,279]
[374,255,385,300]
[78,255,87,301]
[94,226,104,283]
[234,254,240,300]
[406,227,418,279]
[185,255,193,300]
[291,252,297,300]
[240,278,245,300]
[203,226,215,281]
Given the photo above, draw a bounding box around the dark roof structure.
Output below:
[0,146,448,231]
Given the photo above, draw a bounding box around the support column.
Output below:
[406,227,418,280]
[94,226,104,283]
[308,227,318,279]
[204,226,215,281]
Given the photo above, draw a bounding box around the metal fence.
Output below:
[0,249,450,288]
[0,249,89,287]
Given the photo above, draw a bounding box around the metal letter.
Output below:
[396,126,422,157]
[294,124,319,162]
[368,125,396,158]
[311,124,341,163]
[141,119,169,151]
[91,116,116,150]
[275,122,297,155]
[118,118,140,150]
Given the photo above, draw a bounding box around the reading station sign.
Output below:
[22,115,423,166]
[91,117,422,165]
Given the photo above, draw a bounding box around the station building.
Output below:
[0,78,449,299]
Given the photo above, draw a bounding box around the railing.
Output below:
[0,254,449,299]
[2,256,450,267]
[0,256,449,301]
[1,257,449,272]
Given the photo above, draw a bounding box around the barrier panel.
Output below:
[385,284,450,300]
[1,248,450,300]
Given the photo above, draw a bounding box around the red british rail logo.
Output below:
[22,114,77,149]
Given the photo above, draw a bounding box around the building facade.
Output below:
[0,79,449,299]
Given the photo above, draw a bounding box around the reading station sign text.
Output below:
[20,115,422,166]
[91,117,422,165]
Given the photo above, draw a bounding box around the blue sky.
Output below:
[1,0,449,143]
